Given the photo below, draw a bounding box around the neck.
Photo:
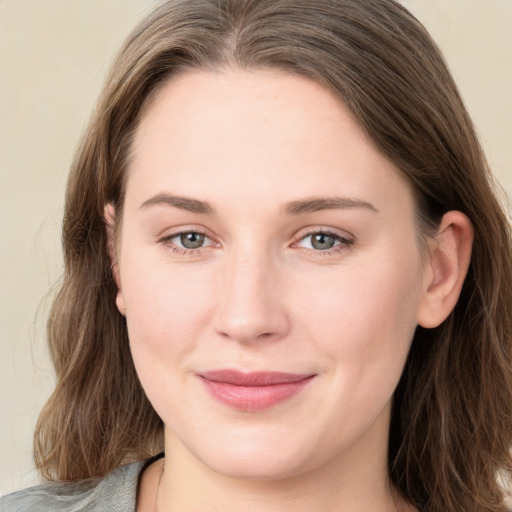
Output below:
[152,428,415,512]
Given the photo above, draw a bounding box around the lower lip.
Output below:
[199,376,314,412]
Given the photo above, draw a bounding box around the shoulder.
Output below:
[0,461,145,512]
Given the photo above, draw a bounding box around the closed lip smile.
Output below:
[198,370,316,411]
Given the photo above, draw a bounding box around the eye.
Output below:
[162,231,216,252]
[295,230,353,252]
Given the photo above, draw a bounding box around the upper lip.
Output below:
[199,370,315,386]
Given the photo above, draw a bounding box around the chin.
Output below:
[166,422,320,481]
[202,446,314,481]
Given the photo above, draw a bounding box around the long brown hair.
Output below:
[34,1,512,510]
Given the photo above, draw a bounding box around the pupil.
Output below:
[311,233,335,250]
[180,232,205,249]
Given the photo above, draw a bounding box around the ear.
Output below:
[104,204,126,316]
[417,211,474,328]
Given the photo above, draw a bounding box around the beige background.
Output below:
[1,0,511,496]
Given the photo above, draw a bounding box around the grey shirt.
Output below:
[0,460,146,512]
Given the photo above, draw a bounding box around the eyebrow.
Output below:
[139,194,216,215]
[282,197,379,215]
[139,193,378,216]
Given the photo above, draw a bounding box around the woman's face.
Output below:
[114,69,430,480]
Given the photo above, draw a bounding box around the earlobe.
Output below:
[115,292,127,317]
[417,211,474,328]
[104,204,126,316]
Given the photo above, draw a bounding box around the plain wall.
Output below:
[1,0,511,496]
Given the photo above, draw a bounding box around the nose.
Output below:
[212,249,291,344]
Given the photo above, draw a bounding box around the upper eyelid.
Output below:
[293,226,354,242]
[163,230,216,244]
[158,225,215,240]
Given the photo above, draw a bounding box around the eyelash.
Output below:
[159,231,217,256]
[294,229,354,255]
[159,229,354,257]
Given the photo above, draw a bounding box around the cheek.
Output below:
[119,257,222,428]
[119,252,218,372]
[298,252,422,383]
[286,254,423,452]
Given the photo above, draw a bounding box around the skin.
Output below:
[109,69,473,512]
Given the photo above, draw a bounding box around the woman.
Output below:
[1,0,511,511]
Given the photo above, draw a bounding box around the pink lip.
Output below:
[199,370,315,412]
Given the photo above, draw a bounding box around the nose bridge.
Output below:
[213,242,289,343]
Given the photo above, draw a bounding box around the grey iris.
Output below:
[181,232,205,249]
[311,233,336,250]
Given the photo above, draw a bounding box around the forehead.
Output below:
[133,68,367,162]
[127,68,413,216]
